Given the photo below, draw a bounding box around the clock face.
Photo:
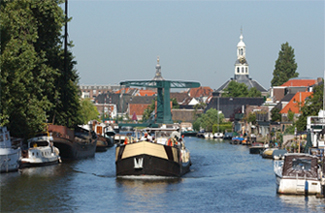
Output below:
[239,57,246,64]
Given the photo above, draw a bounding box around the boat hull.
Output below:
[48,125,97,159]
[276,175,322,195]
[115,141,190,177]
[0,148,21,173]
[52,137,96,159]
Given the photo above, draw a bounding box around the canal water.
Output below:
[1,137,325,212]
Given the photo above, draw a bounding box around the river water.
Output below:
[1,137,325,212]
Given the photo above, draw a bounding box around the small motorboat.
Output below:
[249,142,267,154]
[213,132,224,139]
[274,153,323,195]
[261,148,278,159]
[231,136,244,145]
[20,135,61,168]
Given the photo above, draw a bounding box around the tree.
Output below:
[142,99,156,122]
[222,81,248,97]
[271,42,298,86]
[193,102,206,118]
[271,108,281,122]
[0,0,80,138]
[171,98,179,109]
[79,98,99,124]
[192,108,224,132]
[296,83,323,132]
[287,109,295,122]
[248,87,262,98]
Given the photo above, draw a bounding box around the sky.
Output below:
[67,0,324,91]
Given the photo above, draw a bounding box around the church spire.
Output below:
[153,56,164,81]
[234,30,249,77]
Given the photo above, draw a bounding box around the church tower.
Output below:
[152,56,164,81]
[234,31,249,78]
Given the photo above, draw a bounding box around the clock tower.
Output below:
[234,32,249,77]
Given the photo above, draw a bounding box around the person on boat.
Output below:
[140,133,152,142]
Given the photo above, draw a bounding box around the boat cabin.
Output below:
[282,153,319,179]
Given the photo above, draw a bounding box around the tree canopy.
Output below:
[222,81,261,98]
[0,0,80,138]
[271,42,298,86]
[296,83,323,132]
[193,108,225,132]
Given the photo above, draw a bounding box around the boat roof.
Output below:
[284,153,318,159]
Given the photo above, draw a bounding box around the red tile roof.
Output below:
[136,90,156,96]
[188,86,213,98]
[129,104,150,117]
[280,79,317,87]
[280,91,313,114]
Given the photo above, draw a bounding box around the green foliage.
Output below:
[171,98,179,109]
[222,81,261,98]
[0,0,80,138]
[247,87,262,98]
[222,81,248,97]
[271,42,299,86]
[288,109,295,122]
[79,98,99,124]
[284,125,295,134]
[212,123,232,133]
[192,108,225,132]
[296,83,323,132]
[142,99,156,122]
[244,112,257,124]
[193,102,206,118]
[271,108,281,122]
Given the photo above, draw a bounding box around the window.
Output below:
[292,158,311,171]
[237,67,240,73]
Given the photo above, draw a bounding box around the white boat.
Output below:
[20,135,61,168]
[213,132,224,139]
[0,126,21,172]
[115,125,191,177]
[274,153,323,195]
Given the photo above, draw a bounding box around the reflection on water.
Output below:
[116,178,182,212]
[279,195,325,212]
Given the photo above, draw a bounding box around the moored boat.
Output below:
[181,130,198,137]
[213,132,224,139]
[249,142,266,154]
[274,153,323,195]
[261,148,278,159]
[231,136,244,145]
[272,149,287,160]
[20,135,61,168]
[115,126,191,178]
[82,122,115,152]
[0,126,21,173]
[48,124,97,159]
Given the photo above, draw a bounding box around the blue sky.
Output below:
[67,0,324,91]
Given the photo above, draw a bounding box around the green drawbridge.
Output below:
[119,80,200,127]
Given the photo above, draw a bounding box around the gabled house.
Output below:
[188,86,213,99]
[271,77,319,102]
[280,91,313,121]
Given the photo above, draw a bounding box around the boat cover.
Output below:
[282,154,319,179]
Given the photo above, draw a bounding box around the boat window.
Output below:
[292,158,311,171]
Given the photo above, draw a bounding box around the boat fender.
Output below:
[124,138,128,145]
[167,139,172,146]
